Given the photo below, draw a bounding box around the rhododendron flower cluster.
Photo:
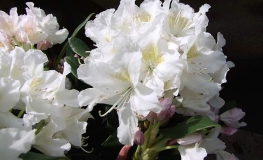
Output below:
[78,0,245,159]
[0,2,68,52]
[0,3,92,160]
[0,0,246,160]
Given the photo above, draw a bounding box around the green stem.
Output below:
[141,121,153,150]
[35,120,45,134]
[155,145,179,153]
[55,41,69,70]
[55,13,95,70]
[17,107,26,118]
[133,145,141,160]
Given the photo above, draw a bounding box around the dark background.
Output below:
[1,0,263,158]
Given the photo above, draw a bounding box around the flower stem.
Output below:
[17,107,25,118]
[35,120,45,134]
[156,145,178,153]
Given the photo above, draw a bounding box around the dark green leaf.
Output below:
[101,130,122,147]
[54,13,94,70]
[19,152,70,160]
[66,45,75,57]
[68,37,89,58]
[64,56,79,78]
[107,109,119,132]
[159,116,220,139]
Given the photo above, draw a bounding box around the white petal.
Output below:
[56,89,79,107]
[0,128,35,160]
[131,83,161,116]
[0,77,20,112]
[46,28,69,44]
[33,119,70,157]
[117,105,138,145]
[178,143,207,160]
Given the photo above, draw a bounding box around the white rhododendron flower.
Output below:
[0,0,244,159]
[79,0,237,147]
[0,2,68,52]
[78,43,161,145]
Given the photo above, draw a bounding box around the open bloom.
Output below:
[78,43,161,145]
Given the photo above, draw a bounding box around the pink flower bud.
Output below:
[146,111,157,122]
[37,40,52,50]
[214,115,219,123]
[167,139,177,146]
[220,108,246,128]
[74,54,79,58]
[220,126,237,135]
[134,128,144,145]
[157,98,176,123]
[177,133,202,145]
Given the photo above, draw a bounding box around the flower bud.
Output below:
[166,139,177,146]
[37,40,52,50]
[157,98,176,122]
[220,108,246,128]
[134,128,144,145]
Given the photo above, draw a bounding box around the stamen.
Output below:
[80,146,93,153]
[98,87,132,117]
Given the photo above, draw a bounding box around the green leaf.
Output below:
[55,13,94,70]
[64,56,79,78]
[19,152,70,160]
[159,116,220,139]
[66,45,75,57]
[68,37,90,58]
[101,130,122,147]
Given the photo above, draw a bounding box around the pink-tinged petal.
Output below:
[177,133,202,146]
[37,40,52,50]
[157,98,176,121]
[220,126,237,135]
[220,108,246,128]
[134,127,144,145]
